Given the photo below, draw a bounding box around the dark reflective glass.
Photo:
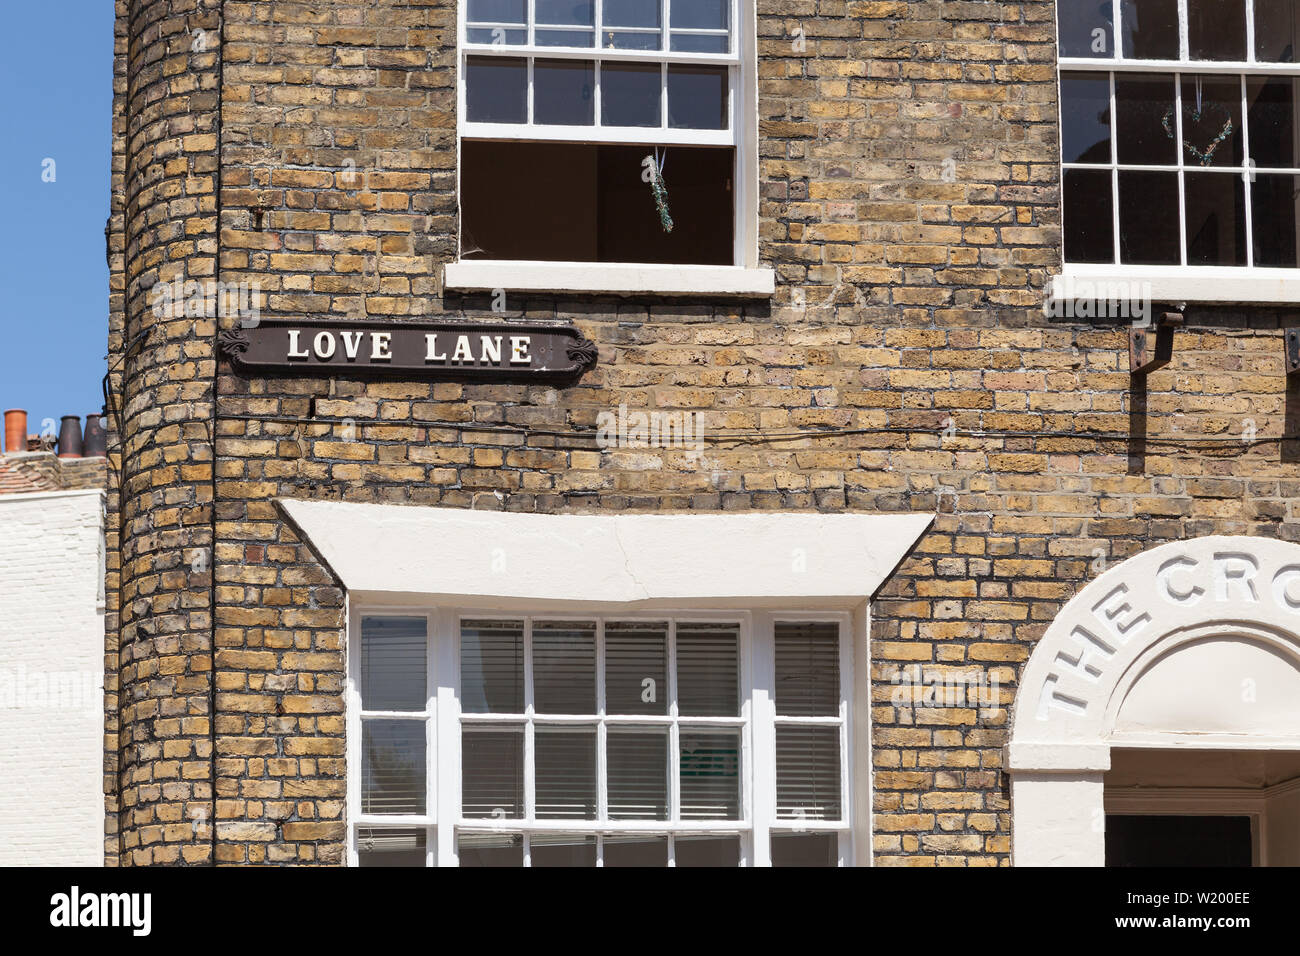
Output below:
[1064,169,1116,263]
[1116,73,1176,165]
[1058,0,1115,58]
[667,66,728,129]
[534,59,595,125]
[771,832,838,867]
[1061,72,1112,163]
[1120,0,1180,59]
[1247,77,1299,169]
[1177,75,1242,168]
[674,835,740,867]
[1185,172,1246,265]
[1118,170,1180,264]
[466,57,527,123]
[1251,174,1300,267]
[602,63,662,127]
[1255,0,1300,62]
[1188,0,1246,61]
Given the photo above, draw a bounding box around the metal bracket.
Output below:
[1130,310,1183,376]
[1286,328,1300,377]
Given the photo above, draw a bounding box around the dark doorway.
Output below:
[1105,815,1253,867]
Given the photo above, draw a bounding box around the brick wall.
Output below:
[0,490,106,865]
[107,0,1300,865]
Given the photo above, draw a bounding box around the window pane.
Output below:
[468,27,527,44]
[604,0,660,28]
[604,31,662,50]
[361,719,426,814]
[536,727,597,819]
[358,827,427,867]
[776,725,842,820]
[1185,171,1246,266]
[1119,170,1180,263]
[468,0,526,23]
[531,833,597,866]
[537,0,594,26]
[1188,0,1246,61]
[1064,169,1116,263]
[603,835,668,866]
[1057,0,1114,58]
[676,622,739,716]
[674,835,740,866]
[602,63,663,127]
[1178,75,1242,167]
[679,729,740,819]
[536,28,596,47]
[461,620,523,713]
[532,620,596,713]
[771,832,838,867]
[667,66,728,130]
[670,0,726,31]
[1120,0,1180,59]
[1247,77,1299,169]
[1060,72,1112,164]
[534,60,595,125]
[458,832,523,866]
[466,56,527,123]
[670,34,730,53]
[605,621,668,714]
[1115,73,1176,165]
[1251,174,1300,267]
[608,728,668,820]
[462,725,524,817]
[1255,0,1300,62]
[775,622,839,717]
[360,615,426,711]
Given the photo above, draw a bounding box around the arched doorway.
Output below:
[1007,536,1300,865]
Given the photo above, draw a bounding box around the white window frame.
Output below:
[1053,0,1300,304]
[345,604,855,866]
[446,0,773,296]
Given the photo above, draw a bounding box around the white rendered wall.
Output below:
[0,489,105,865]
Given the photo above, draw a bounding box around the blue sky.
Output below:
[0,5,113,442]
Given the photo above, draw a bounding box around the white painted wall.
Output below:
[0,489,105,865]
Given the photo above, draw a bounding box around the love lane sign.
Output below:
[218,319,599,383]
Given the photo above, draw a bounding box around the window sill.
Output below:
[444,260,776,297]
[1050,265,1300,308]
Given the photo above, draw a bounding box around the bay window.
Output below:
[348,609,854,866]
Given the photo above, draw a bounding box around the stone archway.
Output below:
[1007,536,1300,865]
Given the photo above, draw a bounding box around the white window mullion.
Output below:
[1245,0,1256,63]
[1110,71,1121,264]
[524,617,536,821]
[425,608,438,865]
[1179,0,1189,61]
[1241,73,1255,267]
[1176,71,1188,266]
[750,612,774,867]
[345,601,361,867]
[526,56,535,125]
[668,618,680,825]
[596,618,608,821]
[436,607,461,866]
